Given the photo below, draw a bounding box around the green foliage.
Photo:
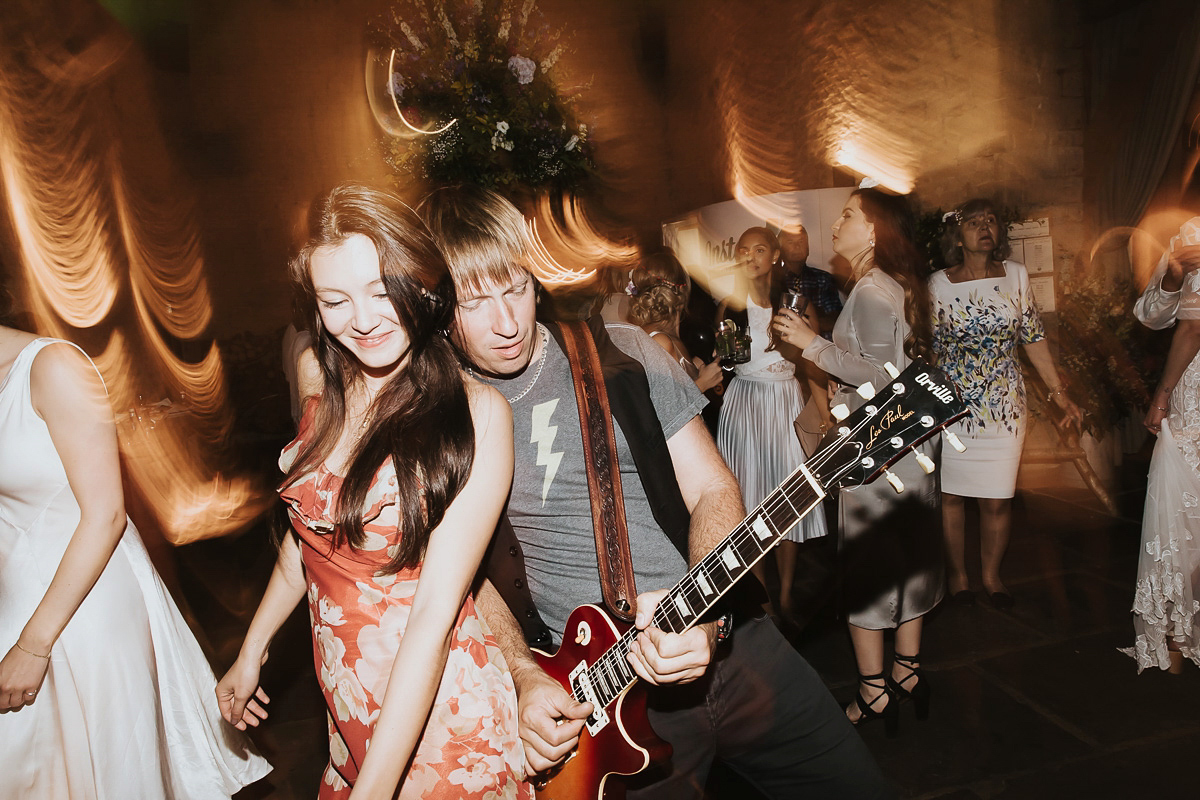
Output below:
[373,0,593,192]
[1033,274,1157,436]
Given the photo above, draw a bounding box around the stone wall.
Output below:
[165,0,1101,336]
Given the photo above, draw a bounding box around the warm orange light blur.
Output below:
[0,23,268,544]
[525,192,638,287]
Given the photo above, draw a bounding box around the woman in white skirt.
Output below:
[717,227,826,619]
[931,199,1081,608]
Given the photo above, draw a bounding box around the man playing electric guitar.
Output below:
[421,186,892,800]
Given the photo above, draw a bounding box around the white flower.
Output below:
[328,667,371,724]
[357,580,384,605]
[502,140,514,151]
[564,135,579,151]
[496,120,509,134]
[437,6,458,46]
[449,749,501,793]
[508,55,536,85]
[400,22,424,51]
[354,604,412,703]
[316,625,347,691]
[329,731,350,767]
[361,530,389,551]
[319,596,345,626]
[541,44,563,72]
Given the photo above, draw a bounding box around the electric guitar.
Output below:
[531,358,967,799]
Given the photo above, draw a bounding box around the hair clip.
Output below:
[942,210,962,224]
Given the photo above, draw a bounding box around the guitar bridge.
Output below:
[569,661,610,735]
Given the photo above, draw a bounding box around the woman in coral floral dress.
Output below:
[216,185,530,799]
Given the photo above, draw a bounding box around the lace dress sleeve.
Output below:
[1178,268,1200,320]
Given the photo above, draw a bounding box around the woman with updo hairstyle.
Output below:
[217,185,530,798]
[931,198,1080,611]
[627,249,722,392]
[717,226,827,622]
[773,188,941,735]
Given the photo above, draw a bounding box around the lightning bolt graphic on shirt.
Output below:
[531,399,562,505]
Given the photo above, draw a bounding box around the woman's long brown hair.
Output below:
[854,188,933,361]
[284,185,473,573]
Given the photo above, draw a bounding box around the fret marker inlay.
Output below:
[752,516,772,540]
[696,572,713,595]
[721,547,741,571]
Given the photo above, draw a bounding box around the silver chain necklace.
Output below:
[474,323,548,404]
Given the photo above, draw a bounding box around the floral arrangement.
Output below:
[372,0,593,192]
[1031,274,1158,436]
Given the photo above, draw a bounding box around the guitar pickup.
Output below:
[570,662,610,735]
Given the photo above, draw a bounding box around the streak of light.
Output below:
[833,138,914,195]
[0,16,269,544]
[388,49,457,135]
[712,62,796,217]
[525,193,638,287]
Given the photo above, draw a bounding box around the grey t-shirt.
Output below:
[481,322,707,645]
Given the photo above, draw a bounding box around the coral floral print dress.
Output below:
[280,402,531,799]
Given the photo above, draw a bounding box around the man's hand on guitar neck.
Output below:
[626,589,717,685]
[511,660,593,774]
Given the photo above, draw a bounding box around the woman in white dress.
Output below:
[717,227,826,620]
[773,189,940,734]
[931,199,1081,608]
[1124,230,1200,673]
[0,319,271,797]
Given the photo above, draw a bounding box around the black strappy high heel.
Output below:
[887,652,931,721]
[847,672,899,737]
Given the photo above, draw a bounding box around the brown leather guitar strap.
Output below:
[557,320,638,623]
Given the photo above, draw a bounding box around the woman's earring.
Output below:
[869,237,876,249]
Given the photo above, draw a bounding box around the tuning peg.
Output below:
[884,362,900,379]
[831,403,850,422]
[914,450,935,474]
[856,381,876,399]
[945,431,966,453]
[884,469,904,493]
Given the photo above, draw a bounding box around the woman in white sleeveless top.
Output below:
[0,322,271,798]
[717,227,827,619]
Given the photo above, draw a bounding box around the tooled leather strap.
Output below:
[558,320,637,623]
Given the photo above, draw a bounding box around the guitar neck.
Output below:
[581,466,826,708]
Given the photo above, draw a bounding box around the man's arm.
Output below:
[626,416,746,685]
[476,579,592,775]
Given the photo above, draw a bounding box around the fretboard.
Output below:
[576,465,826,710]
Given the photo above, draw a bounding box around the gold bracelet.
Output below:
[1047,387,1065,401]
[14,642,50,659]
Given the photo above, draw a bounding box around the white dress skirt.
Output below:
[930,262,1046,499]
[0,339,272,798]
[718,303,826,544]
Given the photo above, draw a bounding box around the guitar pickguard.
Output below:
[569,661,610,735]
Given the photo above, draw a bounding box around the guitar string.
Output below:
[591,410,895,706]
[587,404,922,707]
[586,383,957,707]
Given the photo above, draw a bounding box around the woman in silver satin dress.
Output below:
[773,189,942,735]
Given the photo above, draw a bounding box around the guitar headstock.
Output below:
[809,358,967,491]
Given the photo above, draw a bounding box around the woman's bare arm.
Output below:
[348,382,515,799]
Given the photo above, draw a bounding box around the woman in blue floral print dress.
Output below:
[931,199,1081,609]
